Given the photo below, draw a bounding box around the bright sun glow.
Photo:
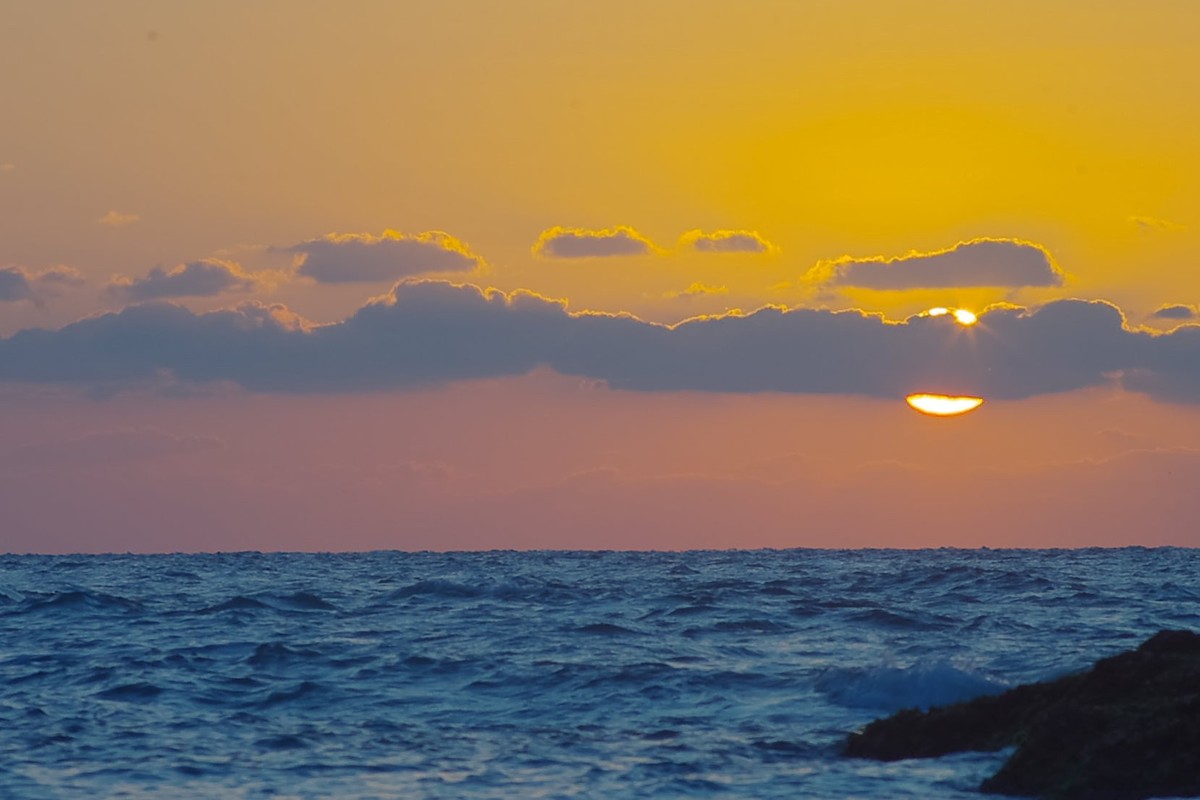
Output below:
[924,307,977,326]
[905,393,985,416]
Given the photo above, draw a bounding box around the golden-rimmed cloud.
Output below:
[681,229,777,254]
[107,259,265,300]
[288,230,482,283]
[807,238,1066,289]
[1152,304,1197,321]
[4,281,1200,403]
[532,226,658,258]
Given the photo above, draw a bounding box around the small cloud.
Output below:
[35,266,87,287]
[664,282,729,300]
[0,163,14,172]
[97,210,140,227]
[681,229,777,254]
[108,259,266,300]
[807,238,1066,290]
[532,226,657,258]
[288,230,482,283]
[0,265,84,304]
[1152,304,1197,321]
[1130,216,1185,232]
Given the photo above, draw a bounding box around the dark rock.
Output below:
[843,630,1200,799]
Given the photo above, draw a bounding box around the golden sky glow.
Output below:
[0,1,1197,331]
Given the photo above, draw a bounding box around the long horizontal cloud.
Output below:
[108,259,263,300]
[289,231,482,283]
[681,229,777,254]
[532,226,657,258]
[808,238,1066,289]
[1,280,1198,402]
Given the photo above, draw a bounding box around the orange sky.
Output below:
[1,2,1198,551]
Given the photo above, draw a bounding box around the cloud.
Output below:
[288,230,482,283]
[664,282,729,300]
[1152,304,1197,321]
[1121,324,1200,403]
[35,266,87,287]
[681,229,777,254]
[1130,216,1185,232]
[108,259,265,300]
[0,266,87,304]
[0,268,34,302]
[532,226,657,258]
[3,280,1200,403]
[0,163,14,172]
[807,238,1066,289]
[97,210,140,226]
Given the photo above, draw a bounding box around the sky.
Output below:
[1,0,1199,553]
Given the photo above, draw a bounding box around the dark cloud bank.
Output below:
[0,281,1197,402]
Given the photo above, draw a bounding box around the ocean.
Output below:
[0,548,1196,799]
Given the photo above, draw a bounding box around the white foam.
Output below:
[816,659,1007,711]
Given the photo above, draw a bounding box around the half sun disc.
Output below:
[905,393,985,416]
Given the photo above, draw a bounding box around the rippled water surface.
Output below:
[1,548,1197,798]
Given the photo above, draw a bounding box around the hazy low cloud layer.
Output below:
[682,230,776,254]
[108,260,262,300]
[8,428,225,471]
[532,226,656,258]
[290,231,482,283]
[2,280,1198,402]
[809,238,1066,289]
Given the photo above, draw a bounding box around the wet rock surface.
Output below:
[844,629,1200,799]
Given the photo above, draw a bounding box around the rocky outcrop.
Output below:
[844,629,1200,799]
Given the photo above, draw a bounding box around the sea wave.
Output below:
[0,547,1195,799]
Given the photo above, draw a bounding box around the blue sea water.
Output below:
[0,548,1197,799]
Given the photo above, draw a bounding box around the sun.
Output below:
[905,393,985,416]
[924,307,978,326]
